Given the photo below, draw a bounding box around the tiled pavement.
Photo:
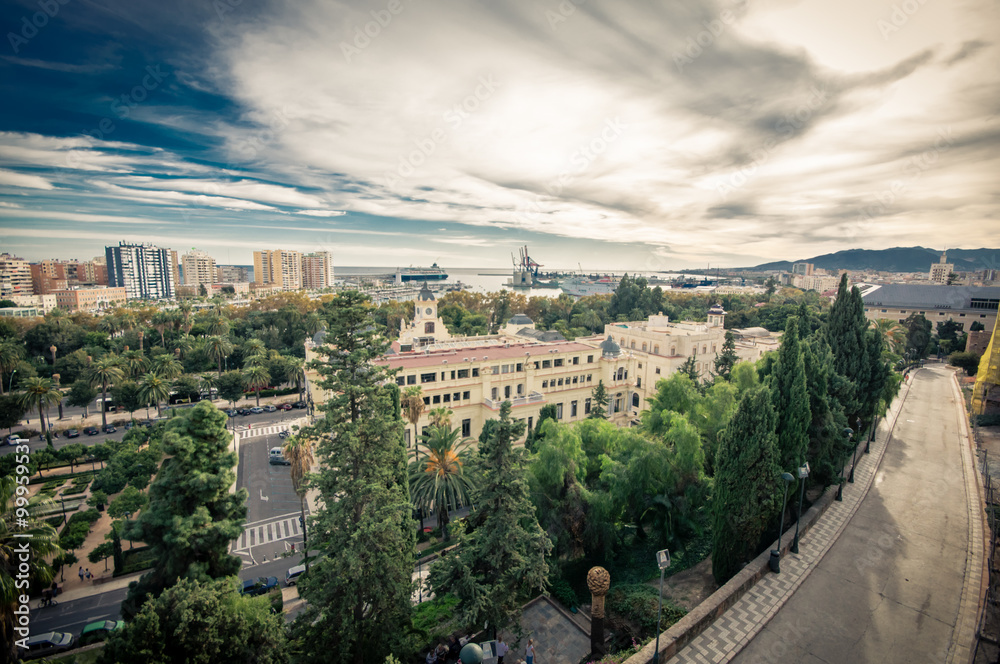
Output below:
[512,596,592,664]
[668,376,911,664]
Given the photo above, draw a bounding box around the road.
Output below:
[731,365,974,664]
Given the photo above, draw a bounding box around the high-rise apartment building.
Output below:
[106,242,176,300]
[302,251,334,289]
[929,251,954,284]
[0,253,32,298]
[181,249,217,287]
[253,249,302,290]
[216,265,251,283]
[168,250,181,290]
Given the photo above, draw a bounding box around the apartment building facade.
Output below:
[106,242,176,300]
[302,251,334,289]
[862,284,1000,333]
[181,249,217,287]
[253,249,303,290]
[0,253,32,298]
[53,287,127,312]
[217,264,251,283]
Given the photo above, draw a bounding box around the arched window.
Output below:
[632,393,640,408]
[642,343,647,352]
[425,322,435,334]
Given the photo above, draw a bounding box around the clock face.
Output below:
[425,307,433,315]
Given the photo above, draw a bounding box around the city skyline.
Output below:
[1,0,998,269]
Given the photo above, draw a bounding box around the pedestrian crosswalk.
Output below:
[232,513,303,552]
[240,424,291,439]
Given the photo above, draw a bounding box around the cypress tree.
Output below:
[770,316,811,473]
[711,386,780,584]
[289,292,414,664]
[824,274,866,425]
[122,401,248,618]
[714,331,739,380]
[429,402,552,637]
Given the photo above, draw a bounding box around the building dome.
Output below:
[600,334,621,358]
[708,302,726,315]
[417,284,435,301]
[507,313,533,326]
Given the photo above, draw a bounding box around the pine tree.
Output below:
[589,380,609,419]
[770,316,811,473]
[122,401,248,618]
[711,386,780,584]
[824,274,867,425]
[429,402,552,637]
[714,331,739,380]
[289,291,414,664]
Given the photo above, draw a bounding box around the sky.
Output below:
[0,0,997,271]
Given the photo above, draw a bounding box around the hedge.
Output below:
[114,546,157,577]
[59,508,101,550]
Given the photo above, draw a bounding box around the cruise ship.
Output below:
[395,264,448,283]
[560,275,620,297]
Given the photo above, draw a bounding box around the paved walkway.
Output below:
[670,365,985,664]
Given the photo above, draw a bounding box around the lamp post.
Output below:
[836,427,852,500]
[864,414,875,454]
[652,549,671,664]
[770,473,795,573]
[791,462,809,554]
[848,418,860,483]
[8,368,16,392]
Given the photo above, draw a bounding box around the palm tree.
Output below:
[282,435,316,569]
[428,406,453,429]
[178,301,193,333]
[87,355,124,428]
[870,318,906,354]
[303,312,325,337]
[207,316,230,337]
[1,475,61,661]
[199,373,218,400]
[409,425,474,541]
[151,311,171,347]
[16,377,63,445]
[138,373,171,418]
[174,334,195,361]
[149,354,183,380]
[205,335,234,375]
[0,340,23,394]
[244,364,270,407]
[120,349,148,379]
[401,387,425,458]
[243,339,266,359]
[286,357,306,401]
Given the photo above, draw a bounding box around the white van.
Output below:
[269,447,290,466]
[285,564,306,586]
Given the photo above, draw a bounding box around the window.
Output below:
[638,363,642,369]
[441,372,447,381]
[630,341,636,349]
[454,392,460,401]
[587,355,594,363]
[554,359,564,367]
[670,346,675,355]
[556,403,564,419]
[420,372,436,383]
[492,366,500,375]
[881,309,887,313]
[534,361,540,370]
[572,376,578,384]
[433,395,441,404]
[571,401,578,417]
[692,347,697,356]
[462,391,470,400]
[636,377,641,388]
[491,387,498,400]
[655,367,661,374]
[423,396,430,405]
[443,393,451,403]
[404,429,411,447]
[632,393,640,408]
[573,356,579,365]
[542,360,552,369]
[407,375,416,385]
[702,345,707,354]
[528,416,533,431]
[395,377,405,386]
[516,363,523,372]
[517,383,524,395]
[450,370,456,380]
[587,374,592,382]
[424,322,435,333]
[422,425,430,438]
[616,368,625,380]
[457,369,469,379]
[711,344,716,353]
[472,368,480,377]
[584,398,592,414]
[542,380,548,388]
[899,310,906,314]
[642,343,647,351]
[504,385,511,398]
[653,345,659,354]
[462,419,471,437]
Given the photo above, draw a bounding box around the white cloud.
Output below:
[0,169,54,190]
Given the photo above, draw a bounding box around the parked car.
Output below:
[225,409,239,417]
[102,424,117,434]
[249,406,264,414]
[284,564,306,586]
[78,619,124,646]
[22,632,75,659]
[269,447,290,465]
[240,576,279,597]
[5,434,25,446]
[124,421,135,430]
[65,429,80,438]
[264,404,277,412]
[279,403,293,411]
[238,408,253,416]
[292,401,307,409]
[83,426,100,436]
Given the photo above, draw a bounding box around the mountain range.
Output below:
[744,247,1000,273]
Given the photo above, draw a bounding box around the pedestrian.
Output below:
[425,649,437,664]
[496,637,508,664]
[78,566,84,583]
[85,569,92,580]
[526,638,535,664]
[447,636,461,663]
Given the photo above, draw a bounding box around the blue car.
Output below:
[240,576,279,597]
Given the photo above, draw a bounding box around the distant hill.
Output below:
[747,247,1000,273]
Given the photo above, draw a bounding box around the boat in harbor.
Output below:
[395,263,448,283]
[560,274,620,297]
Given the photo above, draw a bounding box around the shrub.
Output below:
[117,546,157,576]
[549,576,578,609]
[949,351,981,376]
[411,594,461,649]
[605,583,686,641]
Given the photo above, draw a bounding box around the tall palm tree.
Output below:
[1,475,61,662]
[199,373,218,400]
[178,301,193,333]
[244,364,270,407]
[205,335,234,375]
[409,425,474,541]
[120,349,148,379]
[286,357,306,401]
[0,340,23,394]
[428,406,453,429]
[149,354,183,380]
[207,316,231,337]
[282,435,316,568]
[16,377,63,445]
[151,311,171,347]
[87,355,124,428]
[870,318,906,354]
[138,373,171,418]
[174,334,195,361]
[243,338,266,359]
[401,387,425,458]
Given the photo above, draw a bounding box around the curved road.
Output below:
[732,365,978,663]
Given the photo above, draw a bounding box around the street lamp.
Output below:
[770,473,795,573]
[836,427,852,500]
[864,414,874,454]
[8,368,16,392]
[791,463,809,554]
[848,418,861,483]
[652,548,671,664]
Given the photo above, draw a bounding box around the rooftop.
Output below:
[861,284,1000,309]
[378,341,598,369]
